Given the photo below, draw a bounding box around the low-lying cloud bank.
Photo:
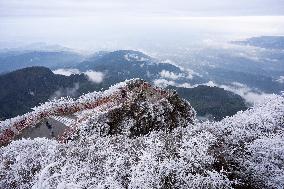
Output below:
[208,81,275,105]
[276,76,284,83]
[84,70,104,83]
[53,68,81,76]
[154,78,274,105]
[50,83,80,99]
[53,68,105,84]
[154,79,176,88]
[153,79,193,89]
[160,70,182,80]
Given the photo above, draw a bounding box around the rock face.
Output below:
[77,80,195,138]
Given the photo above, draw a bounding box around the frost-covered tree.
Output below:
[0,79,283,188]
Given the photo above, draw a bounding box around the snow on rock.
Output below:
[59,79,195,142]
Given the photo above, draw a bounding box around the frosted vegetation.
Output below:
[0,79,283,189]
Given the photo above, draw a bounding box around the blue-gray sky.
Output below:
[0,0,284,50]
[1,0,284,17]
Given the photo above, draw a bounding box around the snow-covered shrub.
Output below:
[198,95,284,188]
[0,138,59,189]
[0,126,234,189]
[0,80,283,188]
[241,133,284,188]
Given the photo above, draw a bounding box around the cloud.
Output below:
[158,63,197,81]
[202,81,275,105]
[124,53,149,62]
[1,0,284,17]
[177,82,192,88]
[53,68,105,84]
[53,68,80,76]
[50,82,80,99]
[160,78,275,105]
[184,68,198,79]
[276,76,284,83]
[84,70,104,83]
[159,70,182,80]
[160,58,201,79]
[153,79,176,88]
[153,76,274,105]
[1,15,284,51]
[160,59,184,70]
[203,80,216,87]
[153,78,193,89]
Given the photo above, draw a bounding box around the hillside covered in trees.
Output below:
[0,66,247,121]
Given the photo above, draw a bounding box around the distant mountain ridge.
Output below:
[0,51,84,74]
[0,42,73,52]
[1,46,283,94]
[0,49,249,121]
[75,50,204,85]
[233,36,284,50]
[0,66,247,121]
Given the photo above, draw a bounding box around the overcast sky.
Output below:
[0,0,284,50]
[1,0,284,17]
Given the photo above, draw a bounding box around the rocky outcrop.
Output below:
[77,79,195,138]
